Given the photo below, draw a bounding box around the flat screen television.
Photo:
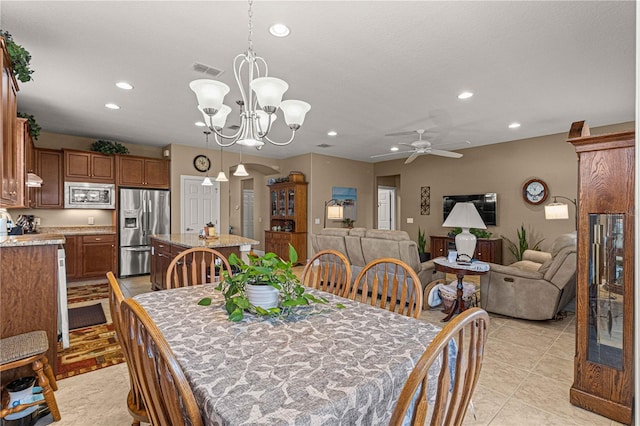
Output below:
[443,193,497,226]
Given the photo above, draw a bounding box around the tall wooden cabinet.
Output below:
[1,37,21,207]
[567,122,635,425]
[264,180,307,264]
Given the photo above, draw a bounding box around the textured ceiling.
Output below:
[1,1,635,162]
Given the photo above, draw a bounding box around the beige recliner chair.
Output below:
[479,232,577,320]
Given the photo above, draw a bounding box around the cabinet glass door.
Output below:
[278,190,286,216]
[587,213,624,369]
[270,190,277,216]
[288,189,295,216]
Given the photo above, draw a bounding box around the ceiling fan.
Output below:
[371,129,463,164]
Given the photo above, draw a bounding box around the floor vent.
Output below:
[192,62,224,78]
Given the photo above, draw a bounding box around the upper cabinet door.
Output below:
[117,155,169,188]
[64,150,115,183]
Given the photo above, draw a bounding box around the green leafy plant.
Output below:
[501,225,544,261]
[1,31,34,83]
[205,221,214,227]
[342,218,355,228]
[448,227,493,239]
[417,227,427,255]
[90,139,130,155]
[17,112,41,140]
[200,244,341,321]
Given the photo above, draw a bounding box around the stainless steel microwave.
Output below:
[64,182,116,209]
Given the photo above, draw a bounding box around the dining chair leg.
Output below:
[33,358,61,421]
[41,355,58,391]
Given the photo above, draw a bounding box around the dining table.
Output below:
[134,284,444,425]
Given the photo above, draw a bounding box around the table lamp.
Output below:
[442,202,486,261]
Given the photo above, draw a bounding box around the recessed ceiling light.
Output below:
[116,81,133,90]
[508,122,521,129]
[327,131,337,136]
[195,121,206,127]
[390,147,399,152]
[269,23,290,37]
[105,103,120,110]
[458,91,473,99]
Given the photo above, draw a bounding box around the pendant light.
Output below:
[202,131,213,186]
[234,146,249,177]
[215,145,228,182]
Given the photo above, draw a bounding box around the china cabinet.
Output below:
[265,180,307,263]
[567,121,635,425]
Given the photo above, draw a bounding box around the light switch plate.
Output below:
[314,218,320,225]
[88,216,94,225]
[407,217,414,224]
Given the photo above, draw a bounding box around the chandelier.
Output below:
[189,0,310,150]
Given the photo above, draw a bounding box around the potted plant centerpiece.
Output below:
[201,244,339,321]
[417,227,429,262]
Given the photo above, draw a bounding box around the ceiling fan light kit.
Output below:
[189,0,310,150]
[371,129,463,164]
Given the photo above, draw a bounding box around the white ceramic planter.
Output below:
[246,284,280,309]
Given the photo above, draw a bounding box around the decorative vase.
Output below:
[246,284,280,309]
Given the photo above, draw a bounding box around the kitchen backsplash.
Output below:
[8,209,113,227]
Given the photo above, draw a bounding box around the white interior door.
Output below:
[181,176,220,234]
[377,187,396,230]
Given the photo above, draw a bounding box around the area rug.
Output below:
[68,303,107,330]
[56,281,125,380]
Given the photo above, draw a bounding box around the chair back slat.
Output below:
[121,298,203,426]
[166,247,233,288]
[106,271,148,423]
[302,250,351,297]
[349,258,423,319]
[389,308,490,426]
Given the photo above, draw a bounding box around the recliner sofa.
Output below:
[479,232,577,320]
[311,228,443,289]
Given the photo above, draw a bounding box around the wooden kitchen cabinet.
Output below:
[65,234,116,281]
[150,238,171,291]
[17,118,36,208]
[265,180,307,264]
[430,235,503,264]
[35,149,63,208]
[1,38,21,208]
[1,243,60,381]
[64,149,115,183]
[117,155,170,188]
[568,122,635,424]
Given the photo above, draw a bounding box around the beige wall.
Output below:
[35,131,163,158]
[373,121,634,263]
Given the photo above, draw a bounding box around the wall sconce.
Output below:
[324,199,344,228]
[545,196,577,229]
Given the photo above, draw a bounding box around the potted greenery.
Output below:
[17,112,41,140]
[200,244,339,321]
[342,218,355,228]
[417,227,429,262]
[1,31,34,83]
[90,139,130,155]
[204,221,216,237]
[501,224,543,261]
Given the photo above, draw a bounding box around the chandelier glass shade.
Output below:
[189,1,310,150]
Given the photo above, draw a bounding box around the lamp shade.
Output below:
[545,203,569,220]
[199,104,231,129]
[280,100,311,127]
[201,177,213,186]
[250,77,288,109]
[442,202,487,229]
[215,170,228,182]
[327,205,344,220]
[237,138,265,148]
[233,164,249,177]
[189,79,230,113]
[256,109,276,133]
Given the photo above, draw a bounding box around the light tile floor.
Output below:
[35,274,621,425]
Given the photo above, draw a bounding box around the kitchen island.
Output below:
[149,234,259,291]
[1,233,65,382]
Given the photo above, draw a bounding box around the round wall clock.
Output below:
[522,178,549,205]
[193,155,211,172]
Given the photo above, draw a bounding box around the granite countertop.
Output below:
[0,233,66,248]
[37,226,116,235]
[151,234,260,248]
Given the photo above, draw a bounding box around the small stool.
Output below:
[0,331,61,421]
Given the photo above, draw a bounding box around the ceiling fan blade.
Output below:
[370,150,414,158]
[398,142,416,147]
[429,149,463,158]
[385,130,417,137]
[404,152,420,164]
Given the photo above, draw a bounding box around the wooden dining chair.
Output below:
[389,307,490,426]
[120,298,204,426]
[301,249,352,297]
[165,247,233,289]
[347,258,423,318]
[106,271,148,426]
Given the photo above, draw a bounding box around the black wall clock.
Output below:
[193,155,211,172]
[522,178,549,205]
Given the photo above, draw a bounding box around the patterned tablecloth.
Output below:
[134,285,443,425]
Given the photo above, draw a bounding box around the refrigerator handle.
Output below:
[142,191,147,237]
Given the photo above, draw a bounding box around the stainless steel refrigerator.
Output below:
[119,188,170,277]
